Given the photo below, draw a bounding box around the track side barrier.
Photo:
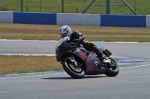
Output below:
[101,14,146,28]
[13,12,56,25]
[57,13,100,26]
[0,11,149,28]
[146,15,150,28]
[0,11,13,23]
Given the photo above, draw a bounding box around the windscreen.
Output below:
[55,37,69,50]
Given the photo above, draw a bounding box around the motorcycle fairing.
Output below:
[56,41,74,61]
[72,48,104,75]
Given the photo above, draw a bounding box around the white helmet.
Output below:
[59,25,72,38]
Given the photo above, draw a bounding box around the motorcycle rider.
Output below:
[59,25,105,61]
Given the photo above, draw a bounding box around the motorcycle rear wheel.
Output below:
[62,60,85,79]
[105,58,119,77]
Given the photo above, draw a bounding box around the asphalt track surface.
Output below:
[0,40,150,99]
[0,40,150,58]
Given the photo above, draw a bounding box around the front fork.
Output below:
[61,55,79,67]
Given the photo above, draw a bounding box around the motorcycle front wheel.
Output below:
[62,59,85,79]
[105,58,119,77]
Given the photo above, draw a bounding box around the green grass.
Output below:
[0,0,150,15]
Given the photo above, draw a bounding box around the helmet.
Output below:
[59,25,72,38]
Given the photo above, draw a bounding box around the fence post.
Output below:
[122,0,137,15]
[106,0,110,14]
[134,0,136,12]
[82,0,96,13]
[62,0,64,13]
[40,0,41,12]
[20,0,23,12]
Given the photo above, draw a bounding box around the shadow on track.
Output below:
[41,75,107,80]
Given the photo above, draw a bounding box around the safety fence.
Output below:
[0,0,150,15]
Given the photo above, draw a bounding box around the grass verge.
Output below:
[0,23,150,42]
[0,56,62,75]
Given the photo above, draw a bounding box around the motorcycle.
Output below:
[55,37,119,79]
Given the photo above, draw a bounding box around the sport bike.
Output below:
[55,37,119,79]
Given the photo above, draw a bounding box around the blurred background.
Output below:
[0,0,150,15]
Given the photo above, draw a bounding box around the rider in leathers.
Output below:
[59,25,104,60]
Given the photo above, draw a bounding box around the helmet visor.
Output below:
[60,33,67,38]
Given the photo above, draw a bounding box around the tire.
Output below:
[62,60,85,79]
[105,58,119,77]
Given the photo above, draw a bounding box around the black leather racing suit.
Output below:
[68,31,103,59]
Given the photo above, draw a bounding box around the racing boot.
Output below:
[97,51,105,61]
[97,51,111,65]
